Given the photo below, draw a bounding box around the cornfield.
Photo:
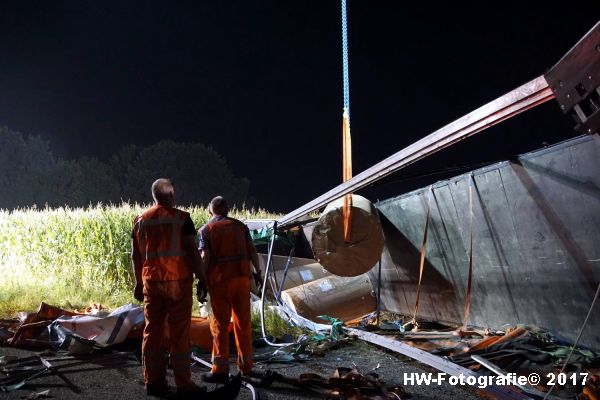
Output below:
[0,203,278,317]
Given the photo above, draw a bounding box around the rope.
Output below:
[409,186,433,327]
[462,173,474,329]
[341,0,350,121]
[341,0,353,243]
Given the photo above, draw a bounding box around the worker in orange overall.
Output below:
[131,178,207,397]
[199,196,262,383]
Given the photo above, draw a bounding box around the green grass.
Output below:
[0,203,278,317]
[251,303,305,341]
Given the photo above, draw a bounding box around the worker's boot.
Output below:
[146,382,171,398]
[201,371,229,384]
[176,383,206,399]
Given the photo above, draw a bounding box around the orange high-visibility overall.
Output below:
[133,205,195,389]
[204,217,253,374]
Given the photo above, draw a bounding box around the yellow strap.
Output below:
[342,108,353,243]
[462,174,474,329]
[411,187,433,326]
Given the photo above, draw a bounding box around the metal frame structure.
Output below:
[279,76,554,225]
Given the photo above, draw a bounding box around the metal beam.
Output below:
[278,76,554,225]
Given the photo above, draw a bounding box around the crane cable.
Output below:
[258,0,355,346]
[341,0,350,117]
[341,0,353,243]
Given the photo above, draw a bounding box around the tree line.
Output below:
[0,127,251,209]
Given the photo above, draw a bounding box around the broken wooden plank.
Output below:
[470,355,556,399]
[345,327,535,400]
[276,302,534,399]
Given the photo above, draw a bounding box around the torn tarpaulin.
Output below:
[8,303,87,347]
[48,304,143,353]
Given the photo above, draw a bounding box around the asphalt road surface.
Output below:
[1,340,482,399]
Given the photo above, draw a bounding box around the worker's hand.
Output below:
[134,283,144,302]
[252,271,263,290]
[197,281,208,304]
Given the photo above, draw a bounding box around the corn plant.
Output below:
[0,203,278,316]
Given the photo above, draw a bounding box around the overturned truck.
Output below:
[254,22,600,351]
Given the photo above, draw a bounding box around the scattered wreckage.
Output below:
[2,14,599,400]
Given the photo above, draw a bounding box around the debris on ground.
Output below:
[1,302,218,355]
[2,336,483,399]
[80,304,108,316]
[346,311,600,399]
[1,302,143,354]
[0,350,137,393]
[3,301,599,399]
[20,389,51,399]
[256,365,409,399]
[252,314,355,365]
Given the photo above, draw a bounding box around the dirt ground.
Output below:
[1,340,483,399]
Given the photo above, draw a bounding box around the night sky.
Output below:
[1,2,598,211]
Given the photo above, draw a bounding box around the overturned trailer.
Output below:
[371,133,600,348]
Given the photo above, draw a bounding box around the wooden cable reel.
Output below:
[311,194,384,277]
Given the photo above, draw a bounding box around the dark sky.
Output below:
[0,2,598,211]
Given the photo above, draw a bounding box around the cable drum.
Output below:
[311,194,384,277]
[280,274,375,323]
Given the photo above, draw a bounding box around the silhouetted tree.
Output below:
[122,140,250,206]
[109,144,140,194]
[52,157,120,206]
[0,127,57,209]
[0,128,251,209]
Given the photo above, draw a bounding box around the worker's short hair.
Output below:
[151,178,174,204]
[210,196,228,216]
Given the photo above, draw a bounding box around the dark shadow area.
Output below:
[519,157,600,201]
[374,211,460,321]
[472,175,521,320]
[511,160,598,291]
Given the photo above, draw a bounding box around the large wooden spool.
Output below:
[311,194,384,277]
